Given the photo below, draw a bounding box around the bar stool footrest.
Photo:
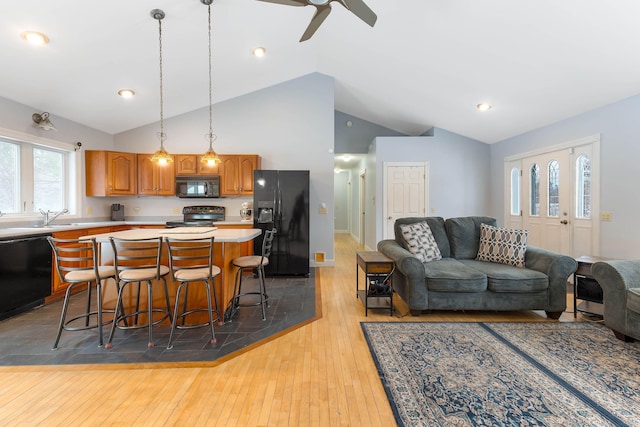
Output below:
[115,309,170,330]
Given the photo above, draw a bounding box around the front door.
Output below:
[508,135,599,257]
[522,150,572,254]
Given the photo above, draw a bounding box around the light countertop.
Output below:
[0,218,255,240]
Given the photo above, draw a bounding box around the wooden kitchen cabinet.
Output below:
[137,154,176,196]
[175,154,220,176]
[219,155,260,196]
[85,150,137,196]
[216,223,254,256]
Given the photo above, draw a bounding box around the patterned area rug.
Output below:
[361,322,640,426]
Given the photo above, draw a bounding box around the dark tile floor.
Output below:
[0,270,316,366]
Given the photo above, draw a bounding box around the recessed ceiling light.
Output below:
[118,89,136,98]
[477,103,492,112]
[21,31,49,46]
[252,47,266,58]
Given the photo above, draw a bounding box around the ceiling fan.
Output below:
[257,0,377,42]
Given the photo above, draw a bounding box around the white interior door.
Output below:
[383,163,428,239]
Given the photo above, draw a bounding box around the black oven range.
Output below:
[165,205,225,228]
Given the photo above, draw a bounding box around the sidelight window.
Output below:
[530,164,540,216]
[576,154,591,218]
[548,160,559,217]
[510,167,520,215]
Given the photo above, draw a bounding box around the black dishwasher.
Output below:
[0,234,52,320]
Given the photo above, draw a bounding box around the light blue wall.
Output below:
[490,93,640,258]
[0,95,115,219]
[368,128,491,249]
[114,73,336,264]
[334,111,406,154]
[333,171,349,232]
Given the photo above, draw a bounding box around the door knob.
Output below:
[560,220,568,225]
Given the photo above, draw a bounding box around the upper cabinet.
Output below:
[219,155,261,196]
[137,154,175,196]
[175,154,220,176]
[86,151,259,197]
[86,150,137,196]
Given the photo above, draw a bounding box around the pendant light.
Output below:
[150,9,173,165]
[200,0,221,166]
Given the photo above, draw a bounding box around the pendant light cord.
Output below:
[207,4,215,146]
[158,17,166,146]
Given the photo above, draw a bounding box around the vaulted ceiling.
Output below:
[2,0,640,143]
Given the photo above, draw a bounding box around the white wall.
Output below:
[490,93,640,259]
[368,129,491,249]
[114,72,336,265]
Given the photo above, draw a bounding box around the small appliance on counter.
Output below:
[240,201,253,221]
[111,203,125,221]
[165,205,225,228]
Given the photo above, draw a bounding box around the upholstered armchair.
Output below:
[591,260,640,342]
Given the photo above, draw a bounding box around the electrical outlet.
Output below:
[86,206,93,215]
[600,211,612,221]
[431,207,436,213]
[134,207,141,214]
[172,207,180,214]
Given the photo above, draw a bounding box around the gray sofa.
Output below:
[591,261,640,341]
[377,216,578,318]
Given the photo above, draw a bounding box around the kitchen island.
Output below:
[82,227,261,322]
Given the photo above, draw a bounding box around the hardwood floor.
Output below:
[0,234,579,426]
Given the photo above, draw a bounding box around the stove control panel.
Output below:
[182,206,225,215]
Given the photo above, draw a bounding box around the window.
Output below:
[548,160,559,217]
[576,154,591,219]
[0,140,19,213]
[0,136,72,215]
[510,167,520,215]
[530,163,540,216]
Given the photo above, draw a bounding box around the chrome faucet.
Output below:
[39,208,69,226]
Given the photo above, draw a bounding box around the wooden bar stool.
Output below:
[48,237,116,350]
[227,228,277,321]
[105,236,171,349]
[164,236,221,349]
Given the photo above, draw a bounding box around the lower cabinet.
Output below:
[216,224,253,256]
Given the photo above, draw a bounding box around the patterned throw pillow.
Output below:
[476,223,528,267]
[399,221,442,263]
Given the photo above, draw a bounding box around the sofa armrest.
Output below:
[524,245,578,312]
[377,239,424,281]
[591,260,640,334]
[377,239,428,310]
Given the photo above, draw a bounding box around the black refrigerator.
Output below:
[253,170,309,276]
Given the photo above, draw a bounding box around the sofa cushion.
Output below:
[424,258,487,292]
[399,221,442,263]
[460,260,548,293]
[445,216,497,259]
[476,223,528,267]
[628,288,640,314]
[395,217,450,258]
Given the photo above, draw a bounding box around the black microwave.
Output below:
[175,176,220,198]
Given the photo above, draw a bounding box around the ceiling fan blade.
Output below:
[342,0,377,27]
[257,0,307,6]
[300,5,332,42]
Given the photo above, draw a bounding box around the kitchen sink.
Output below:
[33,224,75,228]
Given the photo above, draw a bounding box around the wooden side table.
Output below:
[356,251,395,316]
[574,255,612,318]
